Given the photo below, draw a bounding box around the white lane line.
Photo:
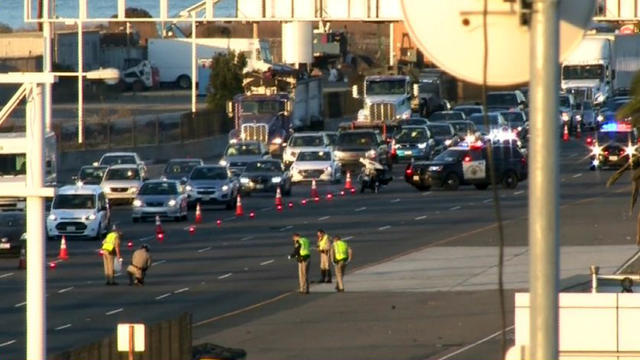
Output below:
[174,287,189,294]
[0,340,16,347]
[218,273,232,279]
[54,324,72,331]
[197,246,211,253]
[224,217,235,221]
[390,198,401,203]
[155,293,172,300]
[513,190,525,195]
[414,215,427,220]
[182,226,191,230]
[434,326,514,360]
[318,216,330,221]
[343,236,354,241]
[568,153,577,158]
[421,191,432,196]
[482,199,492,204]
[57,286,74,293]
[0,272,14,279]
[14,302,26,308]
[259,207,271,212]
[573,173,583,178]
[279,225,293,232]
[151,260,166,266]
[105,308,123,315]
[378,225,391,231]
[138,235,155,242]
[260,259,274,266]
[449,206,461,211]
[240,236,253,241]
[355,206,367,212]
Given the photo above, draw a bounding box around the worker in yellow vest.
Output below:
[101,225,122,285]
[316,229,332,283]
[289,233,311,294]
[331,235,353,292]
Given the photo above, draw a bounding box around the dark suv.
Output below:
[405,143,527,191]
[334,130,391,172]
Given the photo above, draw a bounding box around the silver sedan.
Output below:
[132,180,188,222]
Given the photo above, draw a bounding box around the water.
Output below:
[0,0,236,30]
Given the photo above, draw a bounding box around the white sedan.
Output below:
[290,148,342,183]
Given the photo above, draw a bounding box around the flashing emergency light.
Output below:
[601,121,632,132]
[624,142,637,159]
[586,137,594,146]
[590,143,603,157]
[463,155,472,162]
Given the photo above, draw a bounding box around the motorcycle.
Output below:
[357,157,393,193]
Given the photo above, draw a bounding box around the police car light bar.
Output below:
[601,121,632,132]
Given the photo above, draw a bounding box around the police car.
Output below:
[405,140,527,191]
[46,184,110,240]
[588,121,638,170]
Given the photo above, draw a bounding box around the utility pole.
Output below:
[528,0,559,359]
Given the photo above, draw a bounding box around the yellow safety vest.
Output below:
[299,237,310,257]
[102,232,117,252]
[333,240,349,262]
[318,234,330,251]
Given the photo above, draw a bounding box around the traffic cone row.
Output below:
[562,123,569,142]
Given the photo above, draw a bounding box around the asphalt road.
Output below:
[0,136,636,359]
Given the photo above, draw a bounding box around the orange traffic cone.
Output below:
[235,194,244,216]
[17,247,26,269]
[344,171,353,190]
[195,203,202,224]
[311,179,319,198]
[275,186,283,207]
[575,123,582,139]
[58,236,69,261]
[155,215,164,238]
[562,123,569,142]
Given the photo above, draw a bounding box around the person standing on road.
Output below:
[316,229,332,283]
[331,235,353,292]
[101,225,122,285]
[127,244,152,286]
[289,233,311,294]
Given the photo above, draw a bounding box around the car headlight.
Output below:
[334,151,343,159]
[443,140,452,147]
[417,142,427,149]
[129,187,138,193]
[221,184,230,192]
[597,114,604,122]
[428,166,443,172]
[575,114,582,121]
[366,149,377,158]
[167,199,177,207]
[185,185,193,191]
[400,110,411,119]
[271,137,283,145]
[594,92,605,103]
[48,214,57,221]
[219,159,228,166]
[87,213,96,220]
[271,176,282,183]
[132,199,142,207]
[561,112,569,121]
[240,177,249,184]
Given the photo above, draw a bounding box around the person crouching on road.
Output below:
[331,236,353,292]
[316,229,332,283]
[289,233,311,294]
[101,225,122,285]
[127,244,152,286]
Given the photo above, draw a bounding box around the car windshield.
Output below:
[597,131,633,144]
[100,155,136,166]
[225,144,261,156]
[79,167,106,183]
[559,96,571,108]
[139,182,178,195]
[365,79,407,95]
[418,81,439,94]
[395,128,428,142]
[190,167,228,180]
[0,153,26,176]
[291,135,324,147]
[53,194,95,210]
[104,168,140,180]
[427,125,452,137]
[469,114,500,126]
[244,161,282,172]
[430,112,464,121]
[562,64,604,80]
[487,93,518,107]
[450,122,474,133]
[240,100,282,115]
[297,151,331,161]
[398,119,428,126]
[453,106,482,117]
[434,149,467,162]
[337,132,377,146]
[164,161,201,177]
[581,102,593,111]
[501,113,526,127]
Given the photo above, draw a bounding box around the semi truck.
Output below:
[561,35,613,105]
[352,75,414,125]
[148,38,274,89]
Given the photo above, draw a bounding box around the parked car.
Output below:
[132,180,188,222]
[46,184,110,240]
[239,159,292,195]
[186,165,239,209]
[291,148,342,183]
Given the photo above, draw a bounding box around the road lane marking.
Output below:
[197,246,211,253]
[260,259,274,266]
[434,326,515,360]
[218,273,232,279]
[390,198,401,203]
[259,207,271,212]
[240,236,253,241]
[0,340,16,347]
[279,225,293,232]
[318,216,330,221]
[58,287,74,293]
[573,173,583,178]
[355,207,367,212]
[174,287,189,294]
[14,302,26,308]
[194,292,292,327]
[415,215,427,220]
[343,236,354,241]
[105,308,123,315]
[224,217,235,221]
[482,199,492,203]
[0,272,14,279]
[138,235,155,242]
[378,225,391,231]
[182,226,191,230]
[54,324,72,331]
[421,191,432,196]
[449,206,461,211]
[155,293,172,300]
[514,190,524,195]
[151,260,166,266]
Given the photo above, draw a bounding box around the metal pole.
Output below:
[528,0,559,359]
[77,2,84,144]
[25,83,46,360]
[191,13,197,114]
[43,0,52,132]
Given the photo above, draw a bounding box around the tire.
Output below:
[503,171,519,189]
[475,183,489,190]
[443,173,460,191]
[177,75,191,89]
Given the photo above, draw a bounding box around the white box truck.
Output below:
[612,33,640,95]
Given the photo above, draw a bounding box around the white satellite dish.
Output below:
[400,0,596,86]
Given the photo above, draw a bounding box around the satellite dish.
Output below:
[400,0,596,86]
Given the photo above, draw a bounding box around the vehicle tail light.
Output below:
[586,137,594,146]
[521,157,527,166]
[463,155,472,162]
[604,150,609,156]
[405,164,413,176]
[620,148,626,155]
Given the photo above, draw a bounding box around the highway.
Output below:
[0,137,637,359]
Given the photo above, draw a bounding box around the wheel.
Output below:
[177,75,191,89]
[503,171,519,189]
[443,173,460,191]
[475,183,489,190]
